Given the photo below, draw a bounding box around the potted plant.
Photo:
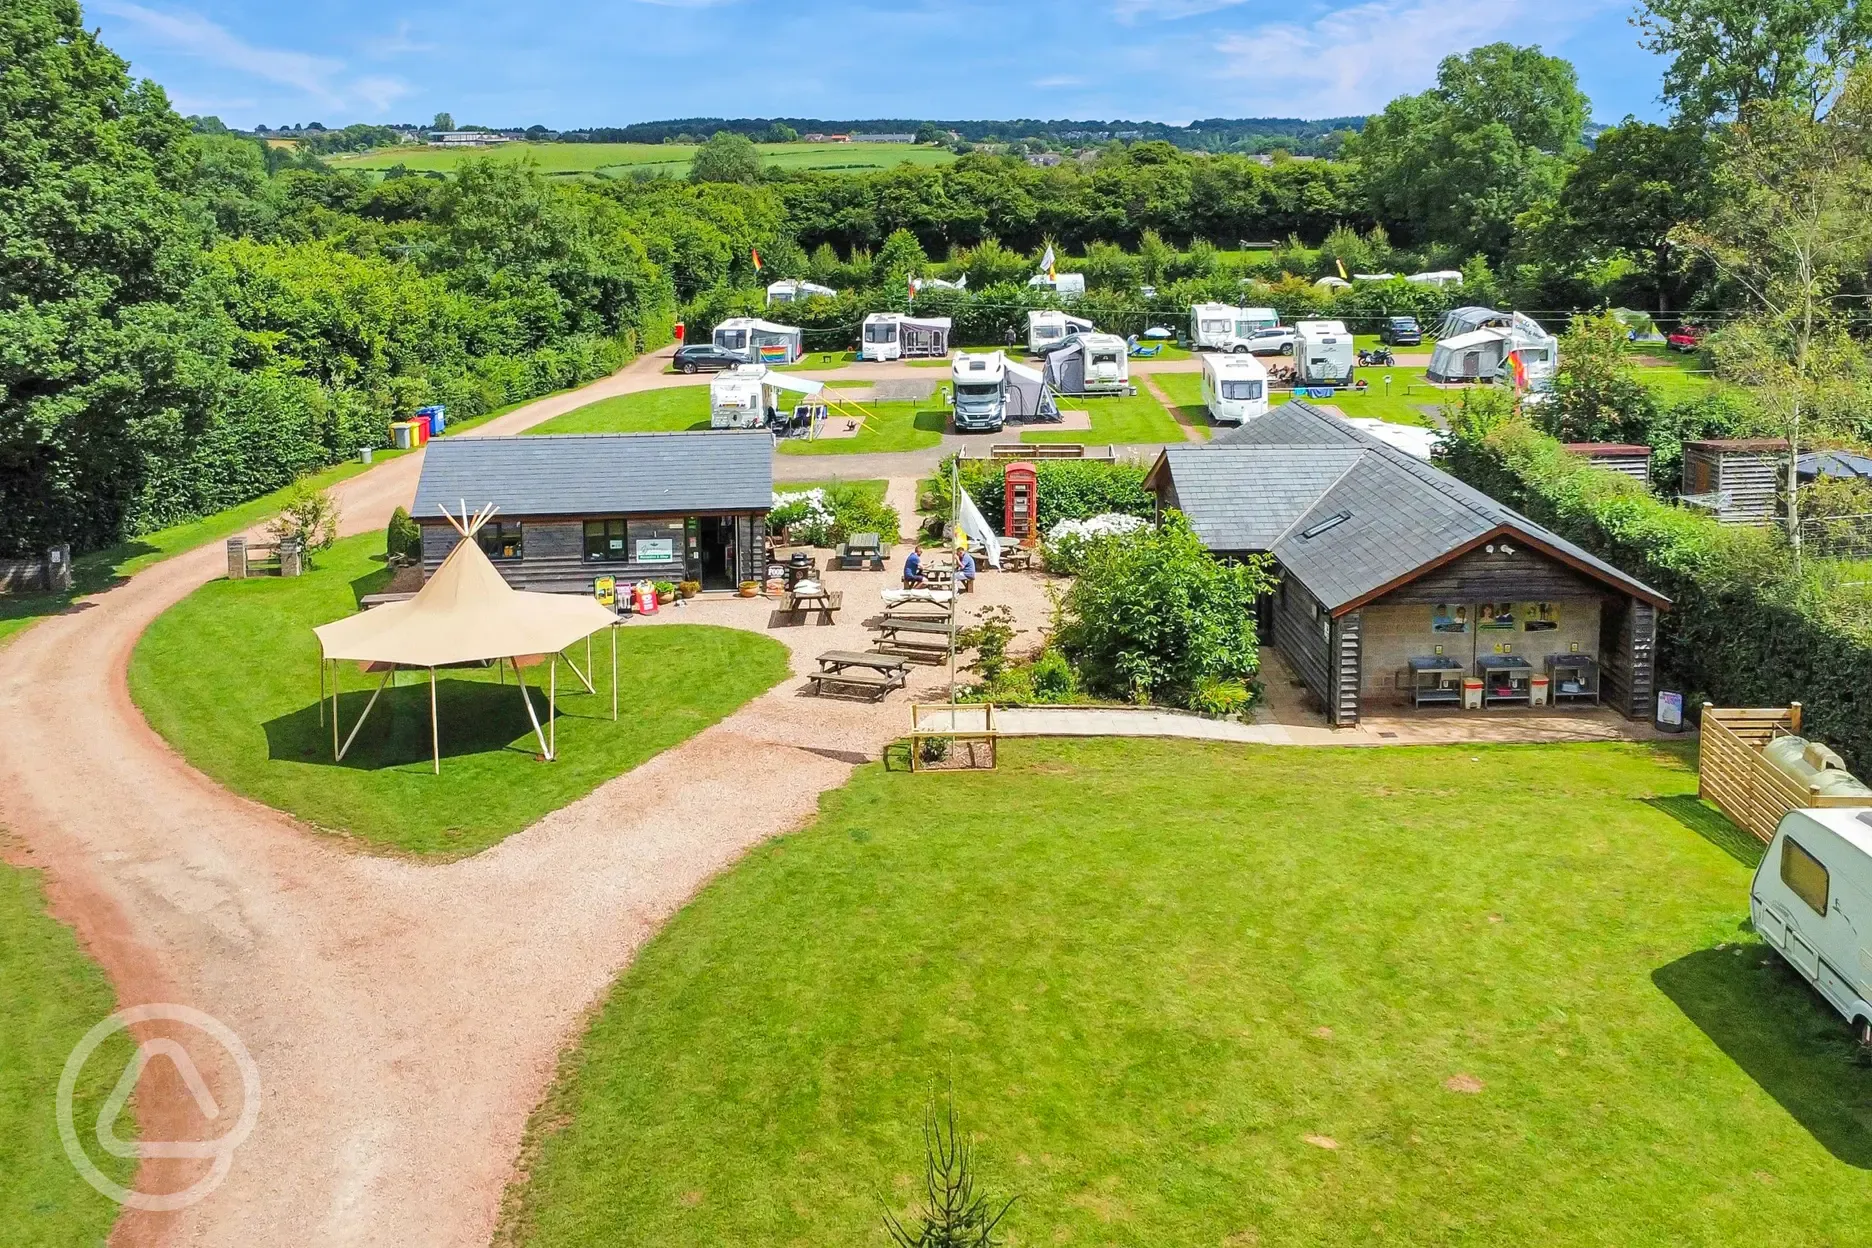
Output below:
[652,580,677,605]
[680,579,702,599]
[738,579,760,598]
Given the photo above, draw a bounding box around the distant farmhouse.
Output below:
[428,131,511,147]
[848,133,915,143]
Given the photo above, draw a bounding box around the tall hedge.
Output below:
[1441,405,1872,769]
[959,460,1155,536]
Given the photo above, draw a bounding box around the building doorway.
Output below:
[695,515,737,590]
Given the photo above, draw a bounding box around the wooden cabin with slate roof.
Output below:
[1145,402,1671,726]
[411,431,773,594]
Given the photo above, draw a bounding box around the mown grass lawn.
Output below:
[1308,365,1445,427]
[502,737,1872,1247]
[777,402,944,456]
[526,387,712,436]
[1152,370,1209,424]
[1021,392,1183,445]
[128,534,790,857]
[0,864,136,1243]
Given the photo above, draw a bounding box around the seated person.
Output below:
[901,544,925,589]
[956,546,977,593]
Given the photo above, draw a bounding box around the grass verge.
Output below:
[128,533,790,857]
[525,387,711,436]
[501,737,1872,1246]
[777,402,944,456]
[1021,391,1183,445]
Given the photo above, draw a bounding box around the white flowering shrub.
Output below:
[1042,512,1148,574]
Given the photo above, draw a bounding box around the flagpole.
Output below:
[949,456,959,707]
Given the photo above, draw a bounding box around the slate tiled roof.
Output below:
[412,432,774,520]
[1153,402,1669,612]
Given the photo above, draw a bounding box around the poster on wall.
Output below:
[1432,604,1469,633]
[1478,602,1519,631]
[1522,601,1560,631]
[635,538,676,563]
[593,575,616,608]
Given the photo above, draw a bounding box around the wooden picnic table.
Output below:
[873,617,953,638]
[784,586,843,622]
[883,599,953,620]
[809,649,909,700]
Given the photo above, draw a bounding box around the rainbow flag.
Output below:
[1507,349,1528,391]
[759,343,790,363]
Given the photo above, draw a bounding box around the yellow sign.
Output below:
[593,575,616,608]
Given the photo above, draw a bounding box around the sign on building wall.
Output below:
[593,575,616,608]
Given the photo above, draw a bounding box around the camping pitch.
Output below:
[312,503,620,772]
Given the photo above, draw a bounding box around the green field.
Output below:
[1318,366,1444,427]
[0,864,136,1243]
[129,533,790,857]
[1628,346,1722,401]
[331,141,956,179]
[1152,370,1208,426]
[528,387,711,436]
[1021,391,1184,445]
[499,737,1872,1247]
[777,402,945,456]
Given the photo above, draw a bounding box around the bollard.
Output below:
[226,537,248,579]
[278,536,304,578]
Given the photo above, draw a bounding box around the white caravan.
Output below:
[1407,270,1464,288]
[1027,272,1086,299]
[1753,805,1872,1043]
[1427,314,1558,386]
[951,351,1057,432]
[708,365,824,429]
[711,317,804,365]
[765,279,836,305]
[1043,332,1130,396]
[859,313,952,362]
[1200,352,1270,425]
[1191,304,1282,352]
[1295,319,1355,385]
[1027,309,1095,354]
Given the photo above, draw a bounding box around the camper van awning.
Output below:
[763,373,824,396]
[1004,360,1046,384]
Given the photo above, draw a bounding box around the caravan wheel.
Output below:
[1856,1017,1872,1048]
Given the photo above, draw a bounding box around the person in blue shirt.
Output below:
[956,545,977,593]
[901,544,924,589]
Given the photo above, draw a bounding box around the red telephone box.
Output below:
[673,321,685,344]
[1004,461,1038,546]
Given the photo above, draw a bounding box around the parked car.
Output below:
[673,344,742,374]
[1032,329,1094,359]
[1752,807,1872,1044]
[1379,316,1423,346]
[1244,327,1297,356]
[1667,325,1707,352]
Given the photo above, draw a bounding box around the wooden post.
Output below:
[430,667,439,775]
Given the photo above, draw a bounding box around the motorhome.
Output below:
[1753,806,1872,1043]
[709,365,824,429]
[859,313,952,362]
[765,279,836,305]
[1027,272,1086,299]
[1027,310,1095,355]
[1043,332,1130,396]
[712,317,804,365]
[1295,319,1355,385]
[1190,305,1282,352]
[951,351,1056,433]
[1200,352,1270,425]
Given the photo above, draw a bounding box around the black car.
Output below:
[1379,316,1423,346]
[673,344,742,374]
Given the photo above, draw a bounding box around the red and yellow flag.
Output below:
[750,247,763,271]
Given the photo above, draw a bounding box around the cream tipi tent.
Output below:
[313,503,620,772]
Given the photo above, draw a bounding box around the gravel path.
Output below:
[0,347,1055,1247]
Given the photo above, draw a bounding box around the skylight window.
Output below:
[1299,511,1351,540]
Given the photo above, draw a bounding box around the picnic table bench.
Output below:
[883,599,953,620]
[835,532,892,571]
[808,650,910,701]
[870,616,954,661]
[784,587,843,622]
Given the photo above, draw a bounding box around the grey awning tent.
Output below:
[1003,358,1058,422]
[1798,450,1872,481]
[1436,306,1502,339]
[1042,341,1086,395]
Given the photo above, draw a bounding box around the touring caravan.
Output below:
[1753,807,1872,1043]
[709,365,824,429]
[1295,319,1355,385]
[1407,270,1464,288]
[1200,353,1270,425]
[951,351,1057,432]
[1043,333,1130,396]
[765,279,836,305]
[1027,309,1095,355]
[1027,272,1086,299]
[1191,305,1282,352]
[1427,315,1558,386]
[859,312,952,363]
[712,317,804,365]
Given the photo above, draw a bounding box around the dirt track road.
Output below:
[0,347,1022,1246]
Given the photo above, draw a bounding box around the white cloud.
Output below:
[1211,0,1617,115]
[97,2,412,115]
[1033,75,1088,88]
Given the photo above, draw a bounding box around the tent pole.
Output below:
[559,648,597,695]
[514,661,551,759]
[549,656,557,760]
[336,667,394,762]
[332,660,340,760]
[430,666,439,775]
[611,626,618,722]
[319,654,325,727]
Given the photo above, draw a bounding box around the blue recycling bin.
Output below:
[417,404,446,436]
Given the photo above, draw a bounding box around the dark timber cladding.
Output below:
[1680,439,1788,525]
[410,431,773,593]
[1145,401,1671,725]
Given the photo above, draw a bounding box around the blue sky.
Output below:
[91,0,1670,130]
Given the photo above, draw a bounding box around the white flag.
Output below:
[956,487,1002,570]
[1038,244,1055,276]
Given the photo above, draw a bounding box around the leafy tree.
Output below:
[915,122,948,145]
[266,481,340,564]
[876,227,928,284]
[689,131,763,185]
[1542,312,1663,445]
[1356,43,1588,257]
[1553,120,1712,311]
[0,0,219,556]
[432,111,454,131]
[763,122,798,143]
[1636,0,1872,124]
[1136,228,1174,285]
[1056,512,1273,706]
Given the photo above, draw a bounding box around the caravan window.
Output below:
[956,382,999,399]
[1201,319,1231,335]
[864,322,898,343]
[1221,380,1263,401]
[717,330,746,350]
[1781,837,1830,916]
[1091,352,1119,367]
[1036,325,1062,340]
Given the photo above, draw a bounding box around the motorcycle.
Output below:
[1358,347,1395,367]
